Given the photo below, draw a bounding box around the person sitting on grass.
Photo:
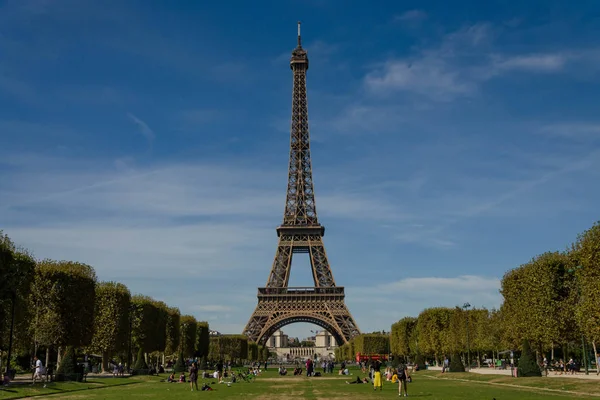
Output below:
[167,373,176,382]
[178,372,186,382]
[391,369,398,383]
[278,365,287,375]
[346,376,369,384]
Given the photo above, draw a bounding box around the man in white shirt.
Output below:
[32,356,45,384]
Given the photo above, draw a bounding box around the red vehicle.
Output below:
[355,353,389,363]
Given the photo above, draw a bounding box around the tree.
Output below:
[89,282,131,372]
[31,259,97,366]
[151,300,169,353]
[180,315,197,358]
[391,317,417,360]
[570,221,600,353]
[500,252,578,355]
[0,234,35,355]
[131,295,167,354]
[248,342,259,361]
[209,337,222,361]
[416,307,452,365]
[195,322,210,358]
[164,307,181,356]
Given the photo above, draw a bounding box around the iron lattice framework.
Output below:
[244,23,361,346]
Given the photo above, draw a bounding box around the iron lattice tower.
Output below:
[244,23,361,346]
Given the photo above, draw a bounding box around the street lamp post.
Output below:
[463,303,471,371]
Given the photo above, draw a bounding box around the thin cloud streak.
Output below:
[127,112,155,141]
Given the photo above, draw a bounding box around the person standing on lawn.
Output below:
[189,362,199,391]
[372,359,383,391]
[397,363,410,397]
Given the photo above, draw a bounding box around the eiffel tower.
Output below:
[243,23,361,346]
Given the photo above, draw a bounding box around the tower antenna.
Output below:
[297,21,301,47]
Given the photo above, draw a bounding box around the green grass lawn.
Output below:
[2,368,599,399]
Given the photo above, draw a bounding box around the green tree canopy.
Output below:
[0,233,35,351]
[131,295,168,353]
[31,259,97,349]
[416,307,452,363]
[195,321,210,358]
[500,252,578,351]
[180,315,197,357]
[89,281,131,372]
[165,307,181,356]
[570,221,600,344]
[391,317,417,358]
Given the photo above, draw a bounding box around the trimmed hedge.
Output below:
[353,334,390,355]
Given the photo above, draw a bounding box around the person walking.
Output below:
[189,362,199,391]
[397,363,410,397]
[32,356,46,385]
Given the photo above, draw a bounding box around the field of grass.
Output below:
[2,367,599,399]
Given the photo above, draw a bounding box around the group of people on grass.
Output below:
[347,359,411,396]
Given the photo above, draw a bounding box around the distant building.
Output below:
[266,329,338,361]
[268,329,289,348]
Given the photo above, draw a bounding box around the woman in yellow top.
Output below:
[372,360,383,391]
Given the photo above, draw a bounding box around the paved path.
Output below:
[427,365,600,379]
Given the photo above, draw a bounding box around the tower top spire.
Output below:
[290,21,308,69]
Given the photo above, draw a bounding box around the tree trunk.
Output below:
[102,351,109,373]
[551,346,554,362]
[477,350,481,368]
[592,341,597,374]
[45,348,50,370]
[562,343,567,372]
[56,346,63,371]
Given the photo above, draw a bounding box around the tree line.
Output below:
[389,221,600,371]
[0,231,266,376]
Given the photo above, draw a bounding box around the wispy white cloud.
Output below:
[364,23,586,100]
[127,112,155,142]
[538,123,600,139]
[365,58,475,99]
[394,9,428,23]
[492,53,567,72]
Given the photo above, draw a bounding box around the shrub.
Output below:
[449,353,465,372]
[133,348,148,370]
[173,351,186,373]
[55,346,83,381]
[517,339,541,377]
[414,353,427,370]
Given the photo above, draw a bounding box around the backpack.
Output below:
[397,366,406,379]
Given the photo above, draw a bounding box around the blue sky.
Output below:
[1,0,600,341]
